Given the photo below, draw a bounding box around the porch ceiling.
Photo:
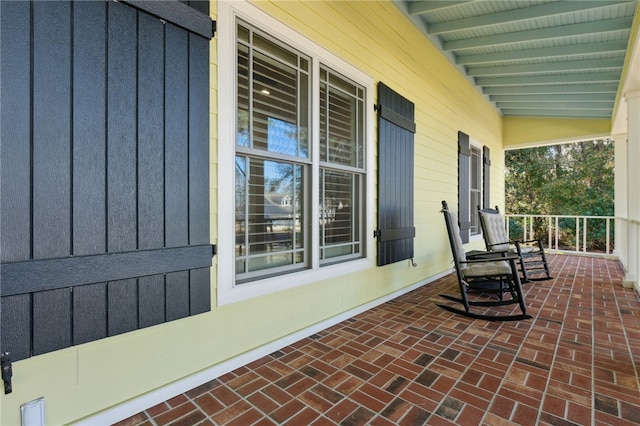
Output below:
[396,0,639,119]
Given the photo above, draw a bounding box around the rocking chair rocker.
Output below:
[439,201,531,321]
[478,206,552,282]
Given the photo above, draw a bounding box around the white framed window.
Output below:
[218,1,374,304]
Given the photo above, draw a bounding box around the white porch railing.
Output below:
[505,214,615,255]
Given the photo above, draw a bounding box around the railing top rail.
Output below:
[614,216,640,225]
[505,214,614,220]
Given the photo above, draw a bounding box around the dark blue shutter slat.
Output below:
[73,0,107,257]
[376,82,416,266]
[73,284,108,345]
[33,290,72,356]
[32,1,73,355]
[0,0,33,360]
[188,32,212,314]
[483,146,491,209]
[138,11,167,328]
[458,131,471,244]
[70,1,110,347]
[0,0,212,362]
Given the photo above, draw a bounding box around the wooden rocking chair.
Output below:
[478,206,552,282]
[439,201,531,321]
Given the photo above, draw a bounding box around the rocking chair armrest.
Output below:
[513,239,545,247]
[460,254,519,264]
[466,251,509,262]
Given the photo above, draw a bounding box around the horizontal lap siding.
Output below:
[0,0,212,361]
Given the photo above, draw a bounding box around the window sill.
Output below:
[217,256,374,305]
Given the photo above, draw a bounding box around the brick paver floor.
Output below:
[116,254,640,425]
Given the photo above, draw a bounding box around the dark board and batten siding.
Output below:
[457,132,491,244]
[0,0,213,361]
[483,146,491,210]
[375,83,416,267]
[458,131,471,244]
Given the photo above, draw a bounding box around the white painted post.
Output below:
[624,90,640,290]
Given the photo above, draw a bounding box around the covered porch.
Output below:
[2,1,640,425]
[116,254,640,425]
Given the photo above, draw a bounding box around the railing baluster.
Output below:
[506,216,509,240]
[583,217,587,253]
[606,218,610,255]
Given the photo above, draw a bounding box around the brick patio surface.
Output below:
[116,254,640,425]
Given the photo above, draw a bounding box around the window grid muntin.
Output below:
[236,21,310,159]
[319,66,365,170]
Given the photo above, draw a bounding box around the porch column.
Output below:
[623,90,640,291]
[613,133,627,266]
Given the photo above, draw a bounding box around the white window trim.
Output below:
[217,0,375,305]
[469,137,483,242]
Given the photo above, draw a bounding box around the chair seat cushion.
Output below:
[463,260,512,277]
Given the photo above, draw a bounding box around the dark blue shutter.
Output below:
[483,146,491,209]
[375,83,416,266]
[0,0,214,362]
[458,131,471,243]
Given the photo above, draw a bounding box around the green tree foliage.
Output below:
[505,139,614,250]
[505,139,614,215]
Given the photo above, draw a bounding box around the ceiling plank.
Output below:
[457,41,628,65]
[495,101,614,110]
[407,1,472,16]
[443,17,633,51]
[501,109,612,118]
[427,1,631,34]
[484,83,619,95]
[490,93,616,102]
[476,72,621,86]
[466,59,625,76]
